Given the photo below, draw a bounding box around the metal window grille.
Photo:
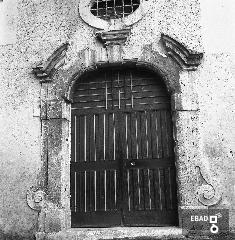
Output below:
[91,0,140,20]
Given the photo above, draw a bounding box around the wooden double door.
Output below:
[70,68,178,227]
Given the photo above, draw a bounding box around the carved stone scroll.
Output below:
[161,34,203,71]
[32,43,69,83]
[195,166,222,206]
[26,187,46,211]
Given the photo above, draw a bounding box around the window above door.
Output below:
[79,0,150,31]
[90,0,140,20]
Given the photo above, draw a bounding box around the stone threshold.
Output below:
[40,227,187,240]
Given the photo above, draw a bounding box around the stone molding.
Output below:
[79,0,150,31]
[196,166,222,206]
[26,187,47,211]
[32,40,208,237]
[32,43,69,83]
[62,45,181,103]
[161,34,203,71]
[96,28,131,46]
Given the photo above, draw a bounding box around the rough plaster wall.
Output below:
[0,0,77,238]
[0,0,17,45]
[0,43,40,239]
[198,0,235,230]
[122,0,202,59]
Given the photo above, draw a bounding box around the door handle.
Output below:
[130,161,136,166]
[126,160,137,168]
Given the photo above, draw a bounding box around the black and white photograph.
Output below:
[0,0,234,239]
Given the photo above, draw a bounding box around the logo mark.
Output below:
[209,212,222,234]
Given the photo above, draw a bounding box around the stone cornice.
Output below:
[32,43,69,83]
[96,29,131,46]
[161,34,203,71]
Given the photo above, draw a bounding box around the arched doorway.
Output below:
[70,67,178,227]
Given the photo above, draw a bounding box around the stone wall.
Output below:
[0,0,234,239]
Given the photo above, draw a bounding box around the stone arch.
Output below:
[59,47,181,103]
[29,36,222,237]
[65,60,180,104]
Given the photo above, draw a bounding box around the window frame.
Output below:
[79,0,150,30]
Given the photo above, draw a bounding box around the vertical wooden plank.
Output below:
[166,111,174,157]
[140,111,147,159]
[126,112,131,160]
[86,171,90,212]
[99,114,105,161]
[97,170,105,211]
[103,114,106,161]
[146,111,152,159]
[76,172,81,212]
[104,113,109,161]
[119,100,128,186]
[131,169,139,210]
[122,167,129,212]
[110,70,115,110]
[79,115,85,162]
[75,115,80,162]
[160,110,168,158]
[143,169,150,210]
[106,170,111,210]
[131,112,137,159]
[118,70,123,109]
[71,114,75,163]
[118,112,128,210]
[96,170,101,210]
[123,70,127,109]
[151,111,158,158]
[95,114,101,162]
[108,113,114,161]
[148,169,155,210]
[124,113,128,159]
[130,71,134,109]
[127,169,130,211]
[70,171,75,211]
[114,113,119,161]
[139,169,145,210]
[159,168,166,210]
[128,169,133,211]
[90,114,96,162]
[95,114,99,162]
[86,114,91,162]
[164,167,171,210]
[153,169,161,209]
[111,170,116,209]
[79,171,85,212]
[170,167,178,209]
[105,170,107,211]
[136,112,141,159]
[115,170,121,209]
[106,70,112,110]
[156,111,163,158]
[89,170,95,212]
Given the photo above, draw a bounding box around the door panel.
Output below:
[71,68,178,227]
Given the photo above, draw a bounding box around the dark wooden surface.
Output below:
[71,69,178,227]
